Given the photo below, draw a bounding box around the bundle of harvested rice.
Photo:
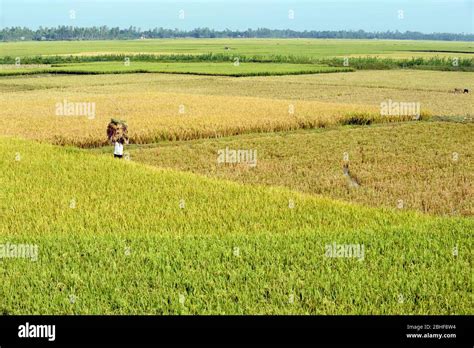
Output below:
[107,118,129,143]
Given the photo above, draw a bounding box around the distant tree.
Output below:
[0,26,473,42]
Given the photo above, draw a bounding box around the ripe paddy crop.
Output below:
[0,82,409,147]
[126,122,474,216]
[4,70,471,148]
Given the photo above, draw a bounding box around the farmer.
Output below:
[107,118,129,159]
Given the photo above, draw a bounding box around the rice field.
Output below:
[1,38,473,316]
[0,89,390,147]
[0,61,353,77]
[1,137,472,314]
[125,122,474,216]
[2,38,473,58]
[3,69,473,147]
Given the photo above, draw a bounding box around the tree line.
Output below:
[1,26,473,41]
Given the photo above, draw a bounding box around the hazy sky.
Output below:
[1,0,473,33]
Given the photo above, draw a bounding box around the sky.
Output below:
[0,0,472,34]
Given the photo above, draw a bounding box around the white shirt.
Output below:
[114,142,124,155]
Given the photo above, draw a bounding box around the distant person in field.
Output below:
[107,118,129,159]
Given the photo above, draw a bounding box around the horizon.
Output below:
[0,0,473,35]
[1,26,473,36]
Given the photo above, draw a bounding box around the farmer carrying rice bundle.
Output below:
[107,118,129,159]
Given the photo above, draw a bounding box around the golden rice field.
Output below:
[0,89,386,147]
[125,122,474,216]
[1,69,473,147]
